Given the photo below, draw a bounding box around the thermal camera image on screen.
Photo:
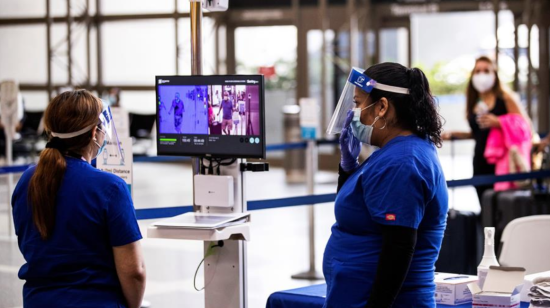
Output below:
[155,75,265,159]
[208,85,260,136]
[158,85,209,134]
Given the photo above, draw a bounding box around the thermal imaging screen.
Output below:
[155,75,265,159]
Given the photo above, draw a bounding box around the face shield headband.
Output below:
[326,67,410,135]
[49,104,124,163]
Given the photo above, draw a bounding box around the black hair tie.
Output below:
[45,137,66,150]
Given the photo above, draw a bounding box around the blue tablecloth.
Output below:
[266,284,530,308]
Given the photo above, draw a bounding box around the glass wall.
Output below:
[235,26,297,145]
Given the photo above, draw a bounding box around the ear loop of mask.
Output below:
[356,102,376,116]
[359,98,387,129]
[93,126,106,148]
[355,98,387,129]
[353,94,375,118]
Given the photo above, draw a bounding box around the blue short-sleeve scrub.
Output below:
[323,135,449,308]
[12,157,142,308]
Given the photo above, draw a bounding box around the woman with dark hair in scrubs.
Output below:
[323,63,448,308]
[12,90,146,308]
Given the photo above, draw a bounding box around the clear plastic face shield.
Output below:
[50,100,123,162]
[326,67,410,135]
[97,104,124,163]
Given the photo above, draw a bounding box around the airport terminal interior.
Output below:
[1,0,550,308]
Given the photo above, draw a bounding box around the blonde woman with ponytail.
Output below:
[12,90,145,308]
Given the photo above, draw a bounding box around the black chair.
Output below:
[129,113,156,139]
[13,111,45,159]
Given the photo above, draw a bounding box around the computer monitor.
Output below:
[155,75,266,159]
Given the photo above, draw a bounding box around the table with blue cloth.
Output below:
[266,284,530,308]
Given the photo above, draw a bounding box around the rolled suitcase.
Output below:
[436,139,482,275]
[435,209,480,275]
[492,189,550,256]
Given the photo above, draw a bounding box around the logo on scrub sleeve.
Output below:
[385,214,396,221]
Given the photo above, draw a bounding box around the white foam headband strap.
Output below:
[373,82,410,95]
[50,123,97,139]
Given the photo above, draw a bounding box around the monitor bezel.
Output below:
[155,74,266,160]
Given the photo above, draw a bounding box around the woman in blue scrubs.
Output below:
[12,90,146,308]
[323,63,448,308]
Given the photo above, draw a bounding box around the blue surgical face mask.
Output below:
[109,95,116,106]
[350,103,380,145]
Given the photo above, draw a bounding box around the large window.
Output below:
[0,0,46,18]
[0,25,47,83]
[102,0,174,15]
[102,20,176,85]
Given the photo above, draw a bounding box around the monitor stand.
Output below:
[200,159,248,308]
[148,158,270,308]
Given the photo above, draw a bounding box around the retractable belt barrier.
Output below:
[135,170,550,220]
[0,165,33,175]
[2,141,550,221]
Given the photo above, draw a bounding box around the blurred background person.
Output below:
[443,56,530,201]
[107,87,121,107]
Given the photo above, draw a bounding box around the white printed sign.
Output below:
[110,107,130,138]
[299,98,320,140]
[97,137,133,198]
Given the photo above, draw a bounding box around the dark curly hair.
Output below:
[364,63,444,148]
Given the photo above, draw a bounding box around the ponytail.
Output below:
[407,67,443,148]
[27,90,101,240]
[365,63,444,148]
[28,147,67,239]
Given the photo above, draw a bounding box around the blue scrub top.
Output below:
[12,157,142,308]
[323,135,448,308]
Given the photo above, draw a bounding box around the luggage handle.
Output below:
[450,137,456,211]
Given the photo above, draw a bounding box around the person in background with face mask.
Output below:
[108,87,121,107]
[11,90,146,308]
[323,63,447,308]
[442,56,526,201]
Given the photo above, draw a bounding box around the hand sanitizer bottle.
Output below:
[477,227,499,288]
[475,100,489,116]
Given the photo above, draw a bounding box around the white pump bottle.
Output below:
[477,227,500,288]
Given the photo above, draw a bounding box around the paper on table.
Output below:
[153,212,250,229]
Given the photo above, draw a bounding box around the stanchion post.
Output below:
[6,132,13,237]
[292,140,323,280]
[189,3,249,307]
[190,0,202,209]
[306,140,318,274]
[1,81,17,238]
